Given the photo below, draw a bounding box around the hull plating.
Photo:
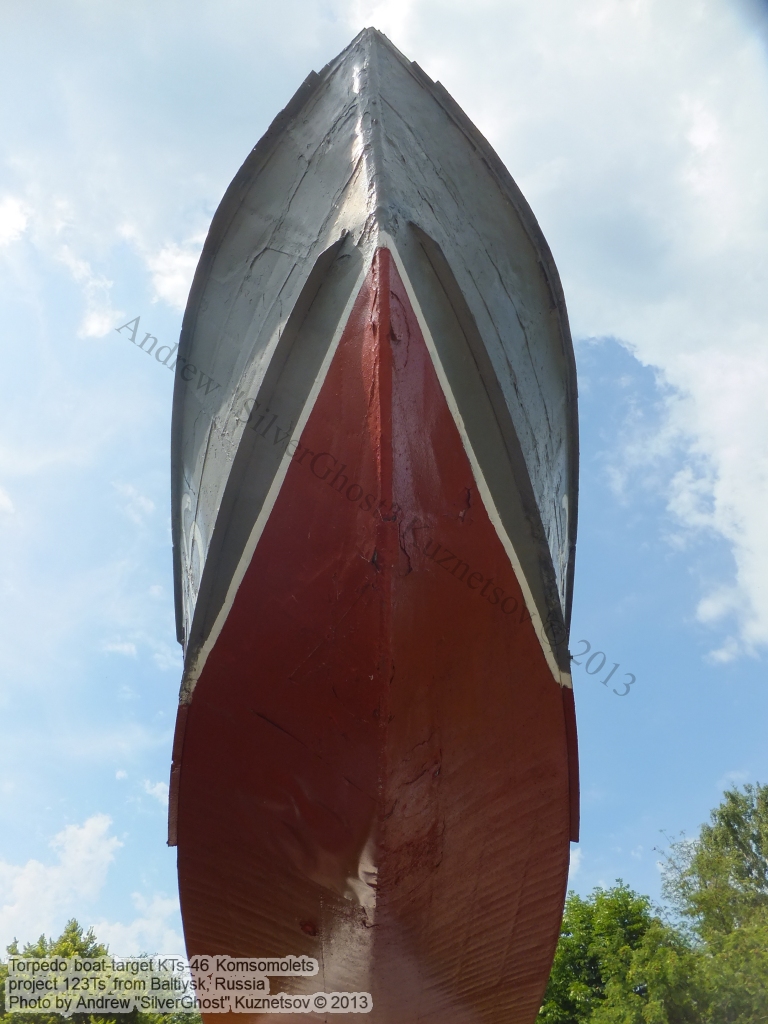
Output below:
[172,251,575,1022]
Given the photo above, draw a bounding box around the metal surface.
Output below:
[169,28,579,1024]
[171,29,577,686]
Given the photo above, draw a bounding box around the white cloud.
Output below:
[57,246,124,339]
[0,197,28,247]
[707,638,743,665]
[568,846,583,884]
[103,641,138,657]
[145,237,204,311]
[2,0,765,664]
[717,769,750,792]
[342,0,768,658]
[113,483,155,524]
[660,351,768,655]
[0,487,14,514]
[143,780,169,807]
[52,721,168,764]
[151,642,183,672]
[0,815,121,949]
[94,892,183,957]
[0,817,181,956]
[116,770,128,780]
[696,587,743,627]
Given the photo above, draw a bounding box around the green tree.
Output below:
[662,783,768,942]
[0,919,199,1024]
[540,883,704,1024]
[0,920,109,1024]
[541,784,768,1024]
[661,783,768,1024]
[598,917,705,1024]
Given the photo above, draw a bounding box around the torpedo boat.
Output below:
[168,27,579,1024]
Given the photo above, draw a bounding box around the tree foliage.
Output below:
[1,786,766,1023]
[542,784,768,1024]
[662,783,768,941]
[0,919,199,1024]
[539,885,704,1024]
[661,782,768,1024]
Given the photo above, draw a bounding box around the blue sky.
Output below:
[1,0,767,955]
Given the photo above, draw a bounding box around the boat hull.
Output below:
[173,250,576,1022]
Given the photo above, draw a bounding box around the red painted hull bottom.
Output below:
[172,251,575,1023]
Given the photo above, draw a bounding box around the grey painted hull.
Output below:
[171,29,577,680]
